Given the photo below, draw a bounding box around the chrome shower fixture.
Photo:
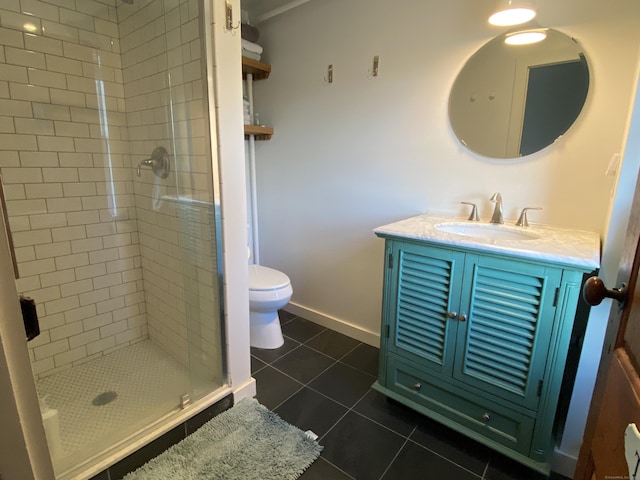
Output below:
[137,146,170,178]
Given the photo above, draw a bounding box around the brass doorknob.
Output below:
[583,276,628,307]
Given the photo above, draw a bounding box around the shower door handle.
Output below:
[0,176,19,279]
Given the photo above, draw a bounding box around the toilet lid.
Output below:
[248,264,291,290]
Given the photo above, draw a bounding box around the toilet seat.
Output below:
[249,264,290,291]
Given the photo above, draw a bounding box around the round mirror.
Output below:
[449,29,589,159]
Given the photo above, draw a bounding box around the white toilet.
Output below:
[248,264,293,349]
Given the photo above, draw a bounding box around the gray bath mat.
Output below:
[123,398,322,480]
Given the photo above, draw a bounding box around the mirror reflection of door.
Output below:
[449,29,590,159]
[520,57,590,156]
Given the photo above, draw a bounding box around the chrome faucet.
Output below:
[489,192,503,224]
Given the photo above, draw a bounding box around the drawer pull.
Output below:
[447,311,458,319]
[458,313,468,322]
[481,413,491,423]
[413,383,422,391]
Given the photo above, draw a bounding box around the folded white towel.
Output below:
[241,39,263,55]
[242,49,261,61]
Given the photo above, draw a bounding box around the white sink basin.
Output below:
[434,222,540,241]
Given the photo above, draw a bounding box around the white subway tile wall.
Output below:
[1,0,220,383]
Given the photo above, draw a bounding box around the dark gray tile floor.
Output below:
[252,311,570,480]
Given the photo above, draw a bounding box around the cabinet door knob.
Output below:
[447,311,458,319]
[481,413,491,423]
[458,313,467,322]
[413,383,422,391]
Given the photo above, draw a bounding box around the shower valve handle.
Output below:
[136,159,154,177]
[136,146,170,179]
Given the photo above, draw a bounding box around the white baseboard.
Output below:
[232,377,256,402]
[284,302,380,347]
[551,447,576,477]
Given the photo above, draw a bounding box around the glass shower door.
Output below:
[125,0,225,408]
[0,0,224,476]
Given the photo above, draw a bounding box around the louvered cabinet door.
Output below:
[387,241,465,377]
[452,254,562,411]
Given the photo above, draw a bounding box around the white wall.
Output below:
[253,0,640,340]
[247,0,640,472]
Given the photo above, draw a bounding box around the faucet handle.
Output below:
[516,207,542,227]
[461,202,480,221]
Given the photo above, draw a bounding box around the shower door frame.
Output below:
[0,205,54,480]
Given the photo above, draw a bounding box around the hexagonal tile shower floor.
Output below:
[35,340,190,473]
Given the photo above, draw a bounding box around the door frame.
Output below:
[0,202,54,479]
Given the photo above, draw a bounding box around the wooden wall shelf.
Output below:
[244,125,273,141]
[242,57,271,81]
[242,57,272,140]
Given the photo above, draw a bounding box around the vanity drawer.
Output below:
[386,357,534,455]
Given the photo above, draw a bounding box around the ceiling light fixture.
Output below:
[488,0,537,27]
[505,29,547,45]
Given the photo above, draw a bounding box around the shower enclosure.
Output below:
[0,0,226,477]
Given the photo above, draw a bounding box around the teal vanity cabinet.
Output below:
[373,226,598,475]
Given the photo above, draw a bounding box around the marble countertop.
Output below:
[374,214,601,270]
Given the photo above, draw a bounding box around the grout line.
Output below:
[281,316,328,345]
[249,356,268,376]
[270,383,306,412]
[299,327,328,345]
[314,386,411,480]
[315,458,357,480]
[404,437,485,479]
[345,402,414,439]
[256,318,414,478]
[481,457,490,479]
[255,328,388,434]
[260,317,493,480]
[316,405,351,444]
[317,387,373,443]
[263,356,367,413]
[262,339,374,413]
[251,338,302,366]
[265,354,339,411]
[376,425,417,480]
[303,338,362,361]
[258,344,344,411]
[482,452,497,479]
